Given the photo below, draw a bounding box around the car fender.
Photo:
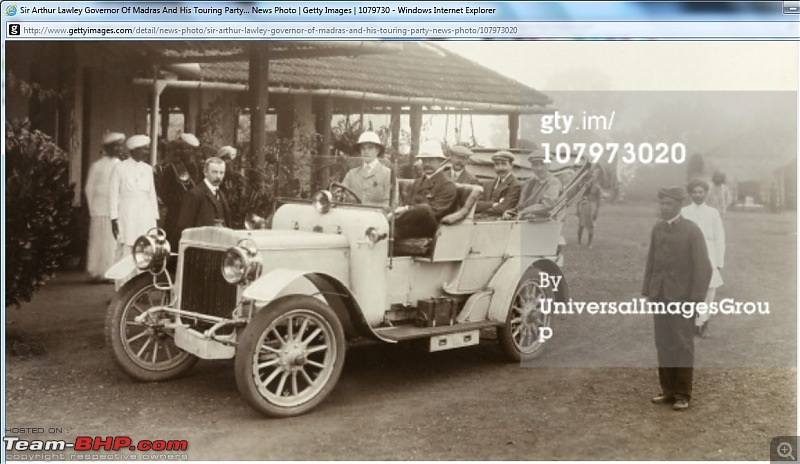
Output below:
[104,254,137,280]
[243,268,395,343]
[486,257,568,323]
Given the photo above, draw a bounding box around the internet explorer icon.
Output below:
[6,4,18,16]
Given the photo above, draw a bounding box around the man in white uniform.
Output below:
[84,132,125,282]
[681,178,726,337]
[109,135,159,290]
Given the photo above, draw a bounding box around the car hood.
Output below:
[180,226,350,251]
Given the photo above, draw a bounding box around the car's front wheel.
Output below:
[235,295,346,418]
[105,273,198,381]
[497,265,554,362]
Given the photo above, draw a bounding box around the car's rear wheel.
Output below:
[497,266,554,362]
[105,273,198,381]
[235,295,346,418]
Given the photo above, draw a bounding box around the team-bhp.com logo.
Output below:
[4,436,188,452]
[6,4,18,16]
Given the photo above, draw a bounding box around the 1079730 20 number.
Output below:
[541,142,687,164]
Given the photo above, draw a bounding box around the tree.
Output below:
[6,120,75,308]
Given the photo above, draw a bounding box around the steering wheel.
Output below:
[329,182,362,204]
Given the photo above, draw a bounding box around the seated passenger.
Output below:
[475,150,521,218]
[446,145,480,185]
[393,141,457,240]
[504,151,562,220]
[340,131,392,206]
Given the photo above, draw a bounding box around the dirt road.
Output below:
[5,204,796,460]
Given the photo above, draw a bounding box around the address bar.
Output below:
[7,21,800,39]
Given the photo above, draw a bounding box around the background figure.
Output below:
[642,186,712,411]
[706,171,732,217]
[577,180,602,247]
[157,133,202,250]
[109,135,159,290]
[84,132,125,282]
[341,131,392,206]
[681,179,726,338]
[218,146,245,228]
[177,157,231,234]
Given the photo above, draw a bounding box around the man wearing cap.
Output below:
[84,132,125,282]
[643,186,712,411]
[109,135,160,290]
[341,131,392,206]
[157,133,202,249]
[475,150,521,218]
[177,157,231,235]
[447,145,480,185]
[393,140,458,240]
[505,151,562,220]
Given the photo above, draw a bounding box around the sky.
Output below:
[437,41,798,91]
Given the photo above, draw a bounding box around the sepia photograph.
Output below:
[4,39,797,460]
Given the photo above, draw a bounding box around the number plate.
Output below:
[429,330,480,352]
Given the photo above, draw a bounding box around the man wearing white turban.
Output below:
[84,132,125,282]
[108,135,159,290]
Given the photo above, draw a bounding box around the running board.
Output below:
[375,320,501,342]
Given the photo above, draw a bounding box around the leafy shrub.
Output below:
[5,120,75,307]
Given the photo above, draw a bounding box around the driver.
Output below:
[340,131,391,206]
[393,141,457,240]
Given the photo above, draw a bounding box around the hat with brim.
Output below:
[179,133,200,147]
[125,135,151,150]
[491,150,515,164]
[416,141,446,159]
[103,132,125,145]
[450,145,473,159]
[658,186,687,201]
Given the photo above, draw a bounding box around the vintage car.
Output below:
[105,160,595,417]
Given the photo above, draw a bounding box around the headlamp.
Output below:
[132,228,171,273]
[312,190,333,214]
[221,239,262,285]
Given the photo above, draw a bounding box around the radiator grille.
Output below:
[180,247,238,318]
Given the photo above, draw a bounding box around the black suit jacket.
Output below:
[642,216,712,302]
[177,181,232,236]
[405,170,458,220]
[476,173,521,216]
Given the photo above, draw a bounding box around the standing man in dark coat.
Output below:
[157,133,203,249]
[642,186,712,411]
[475,150,521,218]
[447,145,480,185]
[176,157,231,241]
[393,141,457,240]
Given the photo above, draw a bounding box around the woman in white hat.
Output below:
[108,135,159,290]
[393,140,458,240]
[340,131,392,206]
[84,132,125,282]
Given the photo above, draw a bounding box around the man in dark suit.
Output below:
[393,141,457,240]
[447,145,480,185]
[475,150,521,218]
[642,186,712,411]
[176,157,232,244]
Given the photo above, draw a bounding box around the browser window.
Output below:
[2,1,798,462]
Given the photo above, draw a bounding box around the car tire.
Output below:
[235,295,346,418]
[497,265,554,362]
[105,273,198,381]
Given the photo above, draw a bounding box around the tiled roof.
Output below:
[197,42,550,109]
